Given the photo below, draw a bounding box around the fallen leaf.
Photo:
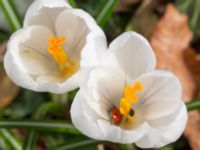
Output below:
[121,0,140,5]
[150,4,200,150]
[183,48,200,150]
[116,0,141,12]
[0,68,20,108]
[183,48,200,92]
[150,3,194,101]
[125,0,158,39]
[0,42,6,63]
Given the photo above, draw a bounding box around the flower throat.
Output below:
[111,82,143,125]
[48,36,78,77]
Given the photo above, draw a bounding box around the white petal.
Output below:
[36,70,80,94]
[97,119,149,144]
[24,0,71,27]
[139,100,181,128]
[80,33,107,67]
[55,9,106,64]
[135,70,182,127]
[136,70,182,105]
[70,90,105,140]
[80,67,125,119]
[105,32,156,80]
[4,29,38,90]
[4,26,79,93]
[7,25,56,76]
[71,90,149,143]
[18,25,57,76]
[64,9,104,35]
[136,103,188,148]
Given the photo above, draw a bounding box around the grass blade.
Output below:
[95,0,119,27]
[23,131,38,150]
[0,119,80,134]
[0,129,22,150]
[47,139,101,150]
[0,0,21,31]
[23,102,56,150]
[186,99,200,111]
[68,0,78,8]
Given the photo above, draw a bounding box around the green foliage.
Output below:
[47,138,102,150]
[0,129,22,150]
[4,90,45,118]
[186,99,200,111]
[68,0,78,8]
[176,0,200,41]
[0,0,21,31]
[95,0,120,27]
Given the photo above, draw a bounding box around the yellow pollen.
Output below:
[48,36,67,65]
[120,98,131,116]
[48,36,78,77]
[119,82,143,116]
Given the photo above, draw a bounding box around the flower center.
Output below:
[111,82,143,125]
[48,36,78,77]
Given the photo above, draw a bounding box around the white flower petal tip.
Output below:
[24,0,72,25]
[70,31,187,147]
[104,31,156,80]
[136,103,188,148]
[4,0,106,93]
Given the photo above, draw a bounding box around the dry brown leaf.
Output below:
[183,48,200,150]
[121,0,140,5]
[98,144,105,150]
[150,3,200,150]
[0,68,20,108]
[126,0,158,39]
[116,0,141,12]
[0,42,6,63]
[183,48,200,92]
[150,3,194,101]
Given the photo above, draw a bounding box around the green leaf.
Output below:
[0,29,9,40]
[5,90,45,118]
[23,131,38,150]
[119,144,137,150]
[68,0,78,8]
[0,129,22,150]
[76,0,105,17]
[23,102,56,150]
[176,0,200,41]
[95,0,119,27]
[0,0,21,31]
[186,99,200,111]
[47,138,102,150]
[0,133,11,150]
[0,119,80,134]
[68,88,79,101]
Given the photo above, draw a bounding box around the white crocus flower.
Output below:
[4,0,106,93]
[70,32,188,148]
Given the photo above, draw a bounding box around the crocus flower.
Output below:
[4,0,106,93]
[70,32,188,148]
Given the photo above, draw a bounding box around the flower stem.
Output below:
[186,99,200,111]
[95,0,119,27]
[0,119,80,134]
[0,0,21,31]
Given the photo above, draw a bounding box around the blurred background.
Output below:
[0,0,200,149]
